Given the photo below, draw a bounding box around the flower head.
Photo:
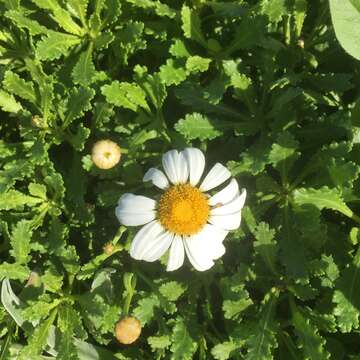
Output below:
[115,148,246,271]
[92,139,121,169]
[115,316,141,344]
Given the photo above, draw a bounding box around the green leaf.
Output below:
[0,89,22,113]
[0,263,29,281]
[159,282,186,302]
[170,317,197,360]
[148,335,171,351]
[67,0,88,22]
[260,0,287,23]
[185,56,211,73]
[244,290,279,360]
[5,10,48,35]
[64,87,95,126]
[72,46,96,86]
[101,81,149,112]
[253,222,278,274]
[293,187,354,219]
[57,305,80,360]
[269,132,299,180]
[18,309,57,359]
[117,21,146,65]
[28,183,47,200]
[159,59,188,86]
[133,295,160,325]
[211,341,240,360]
[32,0,83,35]
[181,5,206,46]
[0,190,43,210]
[329,0,360,60]
[10,220,32,265]
[36,31,81,60]
[333,246,360,332]
[290,299,330,359]
[175,113,223,141]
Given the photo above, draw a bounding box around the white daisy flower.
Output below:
[115,148,246,272]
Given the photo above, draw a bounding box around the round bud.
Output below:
[91,140,121,170]
[115,316,142,345]
[103,242,115,255]
[26,271,41,287]
[31,115,47,128]
[297,39,305,49]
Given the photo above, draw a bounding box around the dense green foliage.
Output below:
[0,0,360,359]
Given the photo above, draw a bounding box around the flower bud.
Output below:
[25,271,41,287]
[297,39,305,49]
[103,242,115,255]
[91,140,121,170]
[115,316,141,345]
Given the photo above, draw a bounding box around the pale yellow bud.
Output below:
[115,316,142,345]
[91,140,121,169]
[103,242,115,255]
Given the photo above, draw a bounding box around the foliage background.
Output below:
[0,0,360,359]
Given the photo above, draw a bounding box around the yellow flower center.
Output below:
[158,184,209,236]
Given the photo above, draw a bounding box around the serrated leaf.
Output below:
[0,190,43,210]
[293,187,354,219]
[181,5,206,46]
[170,317,197,360]
[159,281,186,301]
[175,113,223,141]
[67,0,88,22]
[244,290,279,360]
[260,0,287,23]
[254,222,278,274]
[185,56,211,73]
[118,21,146,65]
[0,89,22,113]
[64,87,95,126]
[170,39,191,58]
[133,295,159,325]
[0,263,29,281]
[269,132,299,180]
[5,10,48,35]
[32,0,83,35]
[18,309,57,359]
[10,220,32,265]
[333,246,360,332]
[101,81,149,112]
[3,71,36,104]
[159,59,188,86]
[28,183,47,200]
[148,335,171,351]
[211,341,240,360]
[72,46,96,86]
[36,31,81,60]
[291,299,330,359]
[329,0,360,60]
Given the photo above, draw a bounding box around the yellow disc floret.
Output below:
[158,184,209,236]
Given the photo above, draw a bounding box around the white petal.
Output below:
[208,178,239,206]
[130,221,164,260]
[162,150,189,184]
[166,235,185,271]
[182,148,205,186]
[200,163,231,192]
[142,231,174,262]
[209,212,242,230]
[200,224,228,259]
[210,189,247,215]
[184,234,214,271]
[116,193,156,226]
[143,168,169,189]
